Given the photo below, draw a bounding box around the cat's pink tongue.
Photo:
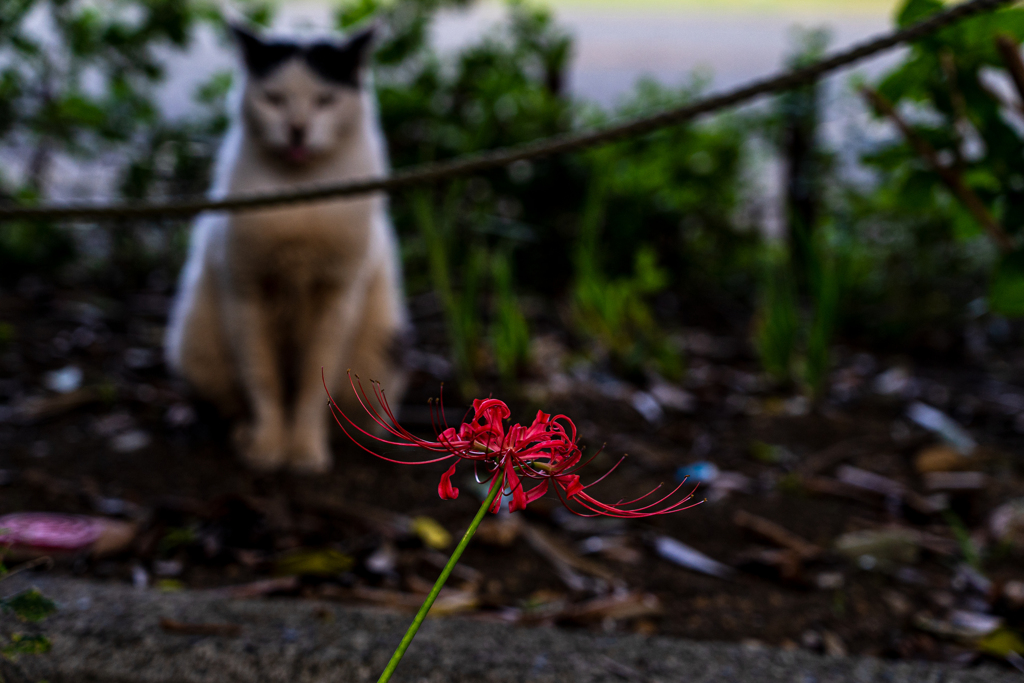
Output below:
[286,146,309,163]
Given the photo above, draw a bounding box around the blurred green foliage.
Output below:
[3,0,1022,396]
[777,28,830,295]
[341,0,575,389]
[0,556,57,665]
[0,589,57,623]
[340,0,755,388]
[1,633,51,659]
[855,0,1024,340]
[754,29,846,395]
[759,0,1024,383]
[755,245,800,382]
[0,0,269,286]
[575,79,755,379]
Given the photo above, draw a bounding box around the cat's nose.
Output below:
[289,125,306,148]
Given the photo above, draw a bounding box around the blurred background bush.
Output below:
[1,0,1023,400]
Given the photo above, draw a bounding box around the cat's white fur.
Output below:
[165,32,408,473]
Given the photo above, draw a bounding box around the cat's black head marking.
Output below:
[306,27,375,88]
[230,25,300,79]
[230,24,376,89]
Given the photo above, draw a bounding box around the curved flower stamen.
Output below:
[327,372,704,518]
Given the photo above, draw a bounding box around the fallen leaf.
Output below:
[977,629,1024,657]
[274,548,354,577]
[410,516,451,550]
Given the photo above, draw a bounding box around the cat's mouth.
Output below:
[284,145,311,164]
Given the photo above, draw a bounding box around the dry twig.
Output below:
[861,87,1014,252]
[732,510,822,560]
[996,34,1024,106]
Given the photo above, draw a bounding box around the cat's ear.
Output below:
[305,25,377,88]
[229,23,298,78]
[343,25,377,64]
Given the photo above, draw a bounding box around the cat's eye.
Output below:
[264,91,285,107]
[316,92,336,108]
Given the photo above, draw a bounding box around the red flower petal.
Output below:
[508,479,529,512]
[524,480,549,506]
[438,462,460,500]
[328,373,702,519]
[556,474,584,498]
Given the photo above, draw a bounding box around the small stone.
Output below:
[990,499,1024,554]
[94,412,135,437]
[815,572,844,590]
[44,365,83,394]
[948,610,1002,638]
[883,590,912,617]
[132,564,149,589]
[907,402,976,455]
[165,403,196,428]
[110,430,150,453]
[822,631,847,657]
[784,396,810,417]
[929,590,955,609]
[365,543,397,574]
[874,366,911,396]
[631,391,663,424]
[834,529,919,569]
[801,630,822,650]
[649,383,696,413]
[154,560,183,577]
[1002,580,1024,607]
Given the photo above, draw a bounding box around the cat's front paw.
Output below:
[288,434,333,474]
[235,421,287,471]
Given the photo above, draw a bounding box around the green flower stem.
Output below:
[377,478,502,683]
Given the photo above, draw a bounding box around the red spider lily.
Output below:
[325,373,703,518]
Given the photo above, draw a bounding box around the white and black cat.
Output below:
[165,23,409,473]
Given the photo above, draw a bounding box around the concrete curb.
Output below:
[0,576,1016,683]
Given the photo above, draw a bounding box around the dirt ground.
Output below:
[3,278,1024,671]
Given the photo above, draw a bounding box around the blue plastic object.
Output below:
[676,461,719,483]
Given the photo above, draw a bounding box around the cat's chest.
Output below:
[225,198,380,280]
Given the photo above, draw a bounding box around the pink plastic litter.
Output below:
[0,512,103,550]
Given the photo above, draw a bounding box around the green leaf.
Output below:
[489,250,530,384]
[1,589,57,623]
[273,549,355,577]
[989,250,1024,318]
[157,527,197,556]
[963,168,1000,194]
[337,0,381,29]
[56,94,105,127]
[2,633,51,659]
[950,203,984,242]
[896,0,944,28]
[755,246,799,381]
[977,629,1024,657]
